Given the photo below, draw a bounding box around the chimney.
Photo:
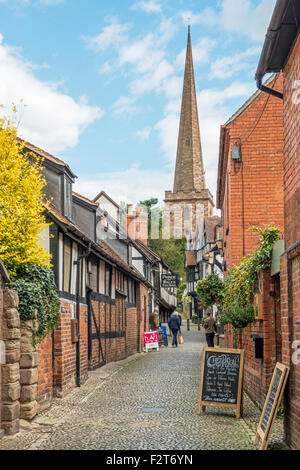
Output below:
[126,205,148,246]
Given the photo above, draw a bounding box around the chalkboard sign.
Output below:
[197,347,244,419]
[255,363,289,450]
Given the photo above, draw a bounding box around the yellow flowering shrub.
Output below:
[0,112,51,278]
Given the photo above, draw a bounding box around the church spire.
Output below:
[173,27,205,193]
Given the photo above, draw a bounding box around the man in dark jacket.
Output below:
[168,311,181,348]
[203,310,217,347]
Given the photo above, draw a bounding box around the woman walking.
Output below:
[168,311,181,348]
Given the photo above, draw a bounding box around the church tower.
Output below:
[164,26,214,240]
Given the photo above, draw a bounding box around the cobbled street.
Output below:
[0,323,286,451]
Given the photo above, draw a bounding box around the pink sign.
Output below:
[144,331,159,345]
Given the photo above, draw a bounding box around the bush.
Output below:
[196,273,223,308]
[11,263,60,343]
[218,304,255,329]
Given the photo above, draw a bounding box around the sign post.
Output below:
[143,331,159,352]
[197,347,244,419]
[161,274,178,288]
[254,362,289,450]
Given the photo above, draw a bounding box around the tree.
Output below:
[138,198,186,281]
[0,112,51,278]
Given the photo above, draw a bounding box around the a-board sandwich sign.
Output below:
[143,331,159,352]
[197,347,245,419]
[254,362,289,450]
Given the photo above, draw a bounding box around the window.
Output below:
[186,137,190,147]
[116,271,124,292]
[63,238,71,292]
[105,264,112,296]
[63,176,72,219]
[127,278,136,305]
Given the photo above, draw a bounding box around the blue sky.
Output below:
[0,0,276,208]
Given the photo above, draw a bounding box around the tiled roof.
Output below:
[224,74,277,126]
[72,191,99,207]
[17,137,77,179]
[93,190,120,209]
[45,202,149,285]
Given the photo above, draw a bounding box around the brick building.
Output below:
[216,74,286,419]
[0,137,176,428]
[217,74,284,271]
[255,0,300,450]
[7,139,167,420]
[164,27,214,241]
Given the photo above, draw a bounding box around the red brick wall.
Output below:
[53,300,88,398]
[219,75,284,271]
[36,281,149,408]
[89,299,127,368]
[225,270,282,408]
[281,30,300,450]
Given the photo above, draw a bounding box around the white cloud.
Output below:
[136,126,152,141]
[86,18,131,52]
[111,96,137,117]
[0,0,64,4]
[220,0,277,43]
[131,1,161,14]
[154,81,254,199]
[74,164,172,205]
[38,0,63,4]
[98,60,114,75]
[0,34,102,154]
[175,37,216,69]
[154,113,179,165]
[180,8,218,27]
[210,45,261,79]
[180,0,277,43]
[130,59,174,96]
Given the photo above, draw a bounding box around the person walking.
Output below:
[168,311,181,348]
[203,310,217,348]
[149,306,159,331]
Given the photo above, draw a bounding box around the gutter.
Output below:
[255,0,290,99]
[256,77,283,100]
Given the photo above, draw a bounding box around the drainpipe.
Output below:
[74,242,91,387]
[256,78,283,100]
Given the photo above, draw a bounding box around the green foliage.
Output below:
[138,198,186,281]
[196,273,224,309]
[217,226,280,336]
[0,108,51,279]
[222,225,280,312]
[277,403,284,419]
[177,282,186,300]
[149,237,186,282]
[218,304,255,329]
[11,264,60,343]
[182,292,192,307]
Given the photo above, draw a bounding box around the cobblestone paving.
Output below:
[0,323,287,450]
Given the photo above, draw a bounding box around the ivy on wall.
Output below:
[11,264,60,344]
